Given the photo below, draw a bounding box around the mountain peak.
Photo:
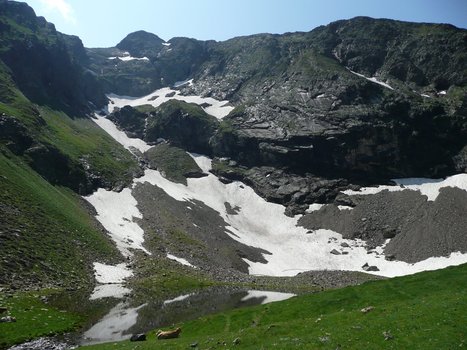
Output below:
[116,30,165,57]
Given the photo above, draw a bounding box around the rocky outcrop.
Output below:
[0,113,34,154]
[211,159,354,215]
[145,100,219,154]
[108,105,148,139]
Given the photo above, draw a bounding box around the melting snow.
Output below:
[163,293,193,305]
[85,188,150,257]
[108,52,149,61]
[338,205,353,211]
[89,263,133,300]
[343,174,467,201]
[348,68,394,90]
[306,203,324,213]
[241,290,296,304]
[107,86,234,119]
[92,114,152,153]
[173,78,193,88]
[93,262,133,284]
[167,253,196,268]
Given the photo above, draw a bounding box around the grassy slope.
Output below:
[0,150,120,288]
[0,291,81,349]
[0,61,139,288]
[81,263,467,350]
[38,108,140,187]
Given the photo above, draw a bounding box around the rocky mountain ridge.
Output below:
[88,17,467,215]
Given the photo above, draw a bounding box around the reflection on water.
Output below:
[89,284,131,300]
[241,290,296,304]
[80,288,295,345]
[82,302,146,345]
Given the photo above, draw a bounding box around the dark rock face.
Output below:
[24,144,89,193]
[108,106,147,139]
[329,17,467,88]
[211,160,352,215]
[86,19,466,197]
[156,37,212,86]
[0,1,107,115]
[145,100,219,154]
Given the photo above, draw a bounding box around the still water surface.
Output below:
[81,287,295,345]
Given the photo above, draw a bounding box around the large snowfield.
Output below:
[85,87,467,289]
[106,85,234,119]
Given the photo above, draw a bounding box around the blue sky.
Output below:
[25,0,467,47]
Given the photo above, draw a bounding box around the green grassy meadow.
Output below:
[79,263,466,350]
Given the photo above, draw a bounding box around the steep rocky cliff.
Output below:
[94,18,466,213]
[0,0,107,115]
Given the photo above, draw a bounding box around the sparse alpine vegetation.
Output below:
[144,143,204,185]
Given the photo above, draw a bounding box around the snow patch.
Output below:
[306,203,324,213]
[173,78,193,88]
[107,87,234,119]
[135,154,467,278]
[343,174,467,201]
[338,205,353,211]
[162,42,171,46]
[348,68,394,90]
[108,52,149,61]
[163,293,193,305]
[167,253,195,268]
[241,290,296,304]
[93,262,133,284]
[85,187,150,257]
[92,114,152,153]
